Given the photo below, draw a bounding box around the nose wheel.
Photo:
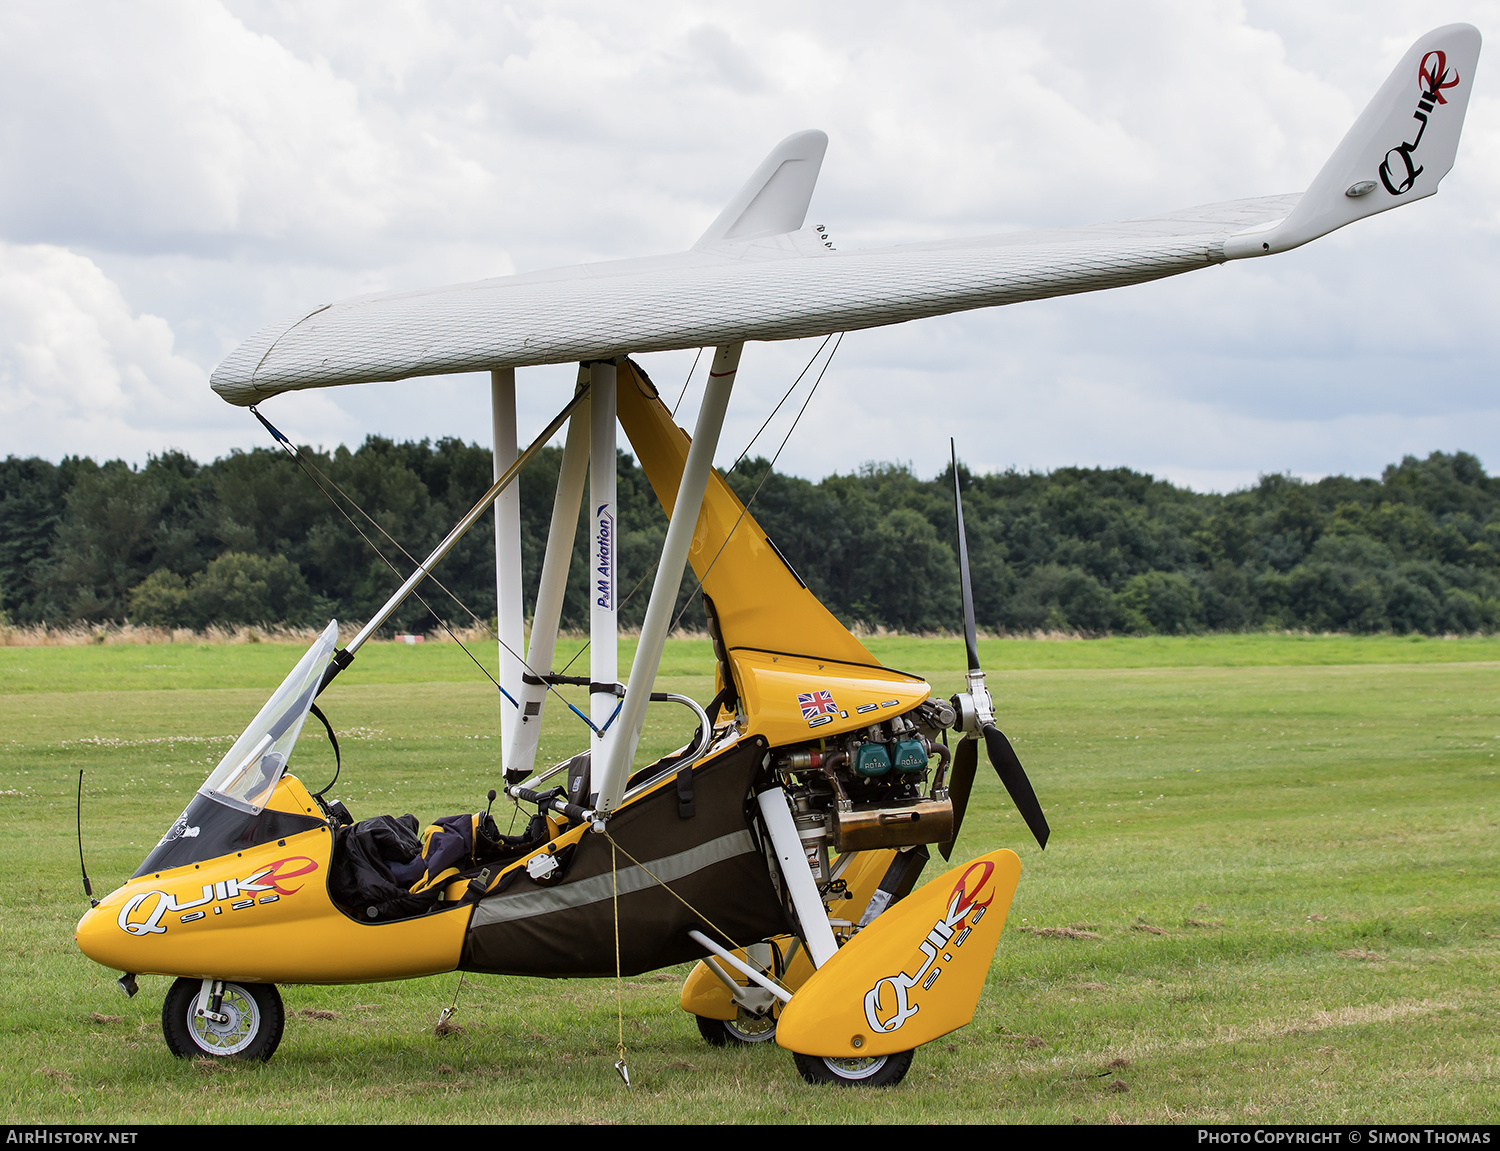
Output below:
[161,977,285,1061]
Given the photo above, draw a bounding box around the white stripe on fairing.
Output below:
[468,830,758,928]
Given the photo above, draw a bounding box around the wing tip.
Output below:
[1226,23,1481,260]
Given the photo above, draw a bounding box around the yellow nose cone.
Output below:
[75,899,132,972]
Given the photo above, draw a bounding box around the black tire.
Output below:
[695,1009,778,1047]
[161,978,284,1062]
[793,1048,914,1087]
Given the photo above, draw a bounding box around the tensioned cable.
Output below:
[667,331,844,634]
[556,335,840,678]
[727,333,833,474]
[610,838,629,1087]
[249,408,510,697]
[436,971,467,1036]
[671,348,703,418]
[250,405,623,738]
[247,410,477,626]
[602,829,785,987]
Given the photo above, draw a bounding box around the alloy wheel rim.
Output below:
[823,1054,888,1080]
[189,987,258,1055]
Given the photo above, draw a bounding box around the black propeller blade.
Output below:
[981,723,1050,850]
[945,440,1049,852]
[939,733,977,861]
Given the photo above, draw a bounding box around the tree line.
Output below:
[3,440,1498,637]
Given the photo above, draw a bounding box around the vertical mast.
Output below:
[594,343,741,815]
[491,369,524,771]
[506,376,589,782]
[589,360,619,760]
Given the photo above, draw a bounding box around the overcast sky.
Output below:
[1,1,1496,492]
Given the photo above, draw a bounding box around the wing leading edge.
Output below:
[211,24,1479,407]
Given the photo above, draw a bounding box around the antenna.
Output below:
[76,770,97,908]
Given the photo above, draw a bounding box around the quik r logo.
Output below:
[116,856,318,936]
[1380,50,1463,195]
[862,860,995,1033]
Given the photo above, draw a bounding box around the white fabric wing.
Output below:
[210,195,1297,405]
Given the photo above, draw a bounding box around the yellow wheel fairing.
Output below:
[774,849,1020,1058]
[681,954,754,1020]
[679,848,898,1019]
[75,360,942,994]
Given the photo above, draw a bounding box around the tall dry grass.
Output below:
[0,618,1090,648]
[0,621,332,647]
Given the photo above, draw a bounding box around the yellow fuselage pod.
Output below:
[730,649,928,747]
[74,774,470,984]
[617,359,931,729]
[774,849,1021,1058]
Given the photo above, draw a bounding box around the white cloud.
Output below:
[0,241,355,462]
[1,0,1497,491]
[0,242,204,455]
[0,2,489,260]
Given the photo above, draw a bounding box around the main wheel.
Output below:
[696,1008,778,1046]
[162,978,285,1062]
[793,1048,914,1087]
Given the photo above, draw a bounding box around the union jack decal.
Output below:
[798,690,838,719]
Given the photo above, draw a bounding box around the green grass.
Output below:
[6,631,1500,694]
[1,635,1496,1122]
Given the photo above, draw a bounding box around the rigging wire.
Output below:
[254,328,840,733]
[666,331,844,634]
[610,838,629,1088]
[602,829,784,987]
[727,332,833,474]
[249,410,510,696]
[556,334,841,678]
[670,348,703,418]
[436,971,467,1036]
[249,405,619,737]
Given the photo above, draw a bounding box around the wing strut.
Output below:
[592,343,744,816]
[492,369,527,776]
[504,372,591,782]
[591,362,620,762]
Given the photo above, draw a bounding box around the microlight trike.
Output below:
[75,25,1479,1086]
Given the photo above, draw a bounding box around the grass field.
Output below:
[1,634,1496,1123]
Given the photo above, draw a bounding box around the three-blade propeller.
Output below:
[939,441,1050,859]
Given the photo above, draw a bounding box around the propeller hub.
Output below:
[952,671,994,736]
[950,691,979,736]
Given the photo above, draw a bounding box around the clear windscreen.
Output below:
[198,621,339,814]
